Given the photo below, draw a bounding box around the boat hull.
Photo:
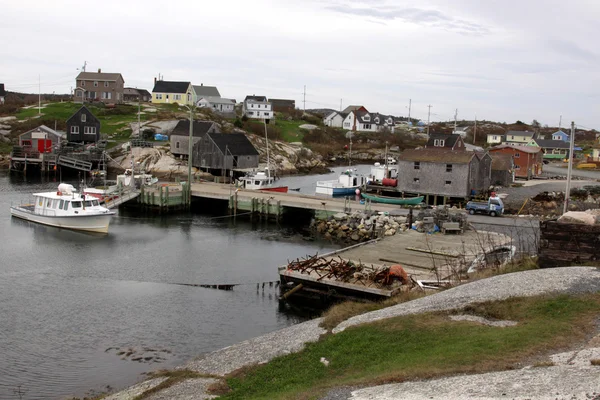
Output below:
[259,186,288,193]
[10,206,114,234]
[361,193,424,205]
[316,184,360,196]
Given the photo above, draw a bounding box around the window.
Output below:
[414,162,420,170]
[92,200,99,206]
[413,178,420,183]
[59,200,64,209]
[364,124,371,129]
[63,201,69,210]
[102,92,112,99]
[81,81,86,86]
[38,198,43,206]
[446,164,452,172]
[166,94,169,100]
[364,115,370,121]
[249,111,254,115]
[515,165,521,170]
[81,114,86,122]
[445,180,452,185]
[156,93,163,100]
[84,201,93,207]
[514,152,520,158]
[47,199,51,207]
[71,201,82,208]
[174,94,181,101]
[104,81,109,87]
[71,126,79,134]
[434,139,445,147]
[511,135,515,140]
[94,81,98,87]
[84,126,96,134]
[493,135,498,140]
[76,90,82,97]
[176,142,180,148]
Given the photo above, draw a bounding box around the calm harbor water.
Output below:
[0,169,352,400]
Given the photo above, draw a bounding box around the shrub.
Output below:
[233,118,243,128]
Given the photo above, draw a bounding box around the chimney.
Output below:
[201,83,203,86]
[98,68,101,73]
[154,77,157,85]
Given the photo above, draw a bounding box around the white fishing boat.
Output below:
[238,169,288,192]
[10,184,115,233]
[368,162,398,185]
[316,169,366,196]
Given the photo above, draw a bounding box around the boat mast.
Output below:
[348,136,352,167]
[264,118,270,179]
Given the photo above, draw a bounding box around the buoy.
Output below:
[355,188,361,195]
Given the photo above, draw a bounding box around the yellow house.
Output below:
[151,79,193,105]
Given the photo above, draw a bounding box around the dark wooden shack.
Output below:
[538,219,600,267]
[193,132,259,171]
[66,106,101,143]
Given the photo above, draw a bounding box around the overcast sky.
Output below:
[2,0,599,129]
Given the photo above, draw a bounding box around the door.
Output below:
[38,139,51,153]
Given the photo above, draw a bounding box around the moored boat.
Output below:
[10,184,115,233]
[368,162,398,186]
[316,169,366,196]
[361,192,424,205]
[237,169,288,192]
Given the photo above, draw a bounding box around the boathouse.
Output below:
[192,132,259,171]
[169,120,220,158]
[18,125,63,153]
[66,106,101,143]
[488,145,543,179]
[396,148,492,204]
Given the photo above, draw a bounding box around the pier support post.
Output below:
[277,200,282,221]
[165,186,169,210]
[234,190,238,216]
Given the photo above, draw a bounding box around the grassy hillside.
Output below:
[219,293,600,399]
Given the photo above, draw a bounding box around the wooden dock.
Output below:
[190,181,402,219]
[279,229,512,301]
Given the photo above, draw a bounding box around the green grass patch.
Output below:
[274,119,306,142]
[221,293,600,400]
[0,141,13,155]
[16,102,80,120]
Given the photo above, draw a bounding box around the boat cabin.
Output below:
[33,192,102,216]
[238,171,275,190]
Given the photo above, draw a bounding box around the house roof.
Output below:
[197,96,235,105]
[207,132,259,156]
[398,148,476,164]
[426,133,461,148]
[244,95,268,102]
[489,144,541,154]
[342,105,366,114]
[0,83,5,96]
[506,130,535,138]
[152,80,191,94]
[553,130,568,136]
[491,153,513,171]
[123,87,151,96]
[534,139,571,149]
[66,106,100,124]
[464,143,484,152]
[19,125,62,139]
[76,71,123,82]
[270,99,295,106]
[171,120,216,138]
[193,85,220,97]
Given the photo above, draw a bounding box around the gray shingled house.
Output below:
[170,120,220,157]
[193,132,259,171]
[397,148,492,203]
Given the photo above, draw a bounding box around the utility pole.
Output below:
[426,104,432,138]
[137,89,141,138]
[453,108,458,134]
[408,99,411,122]
[340,98,342,112]
[187,106,194,201]
[559,115,562,129]
[563,121,576,214]
[38,74,41,115]
[303,85,306,112]
[473,114,477,144]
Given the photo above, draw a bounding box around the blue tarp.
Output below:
[154,134,168,141]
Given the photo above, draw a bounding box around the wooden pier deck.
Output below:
[190,181,401,218]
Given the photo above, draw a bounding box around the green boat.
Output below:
[361,192,424,205]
